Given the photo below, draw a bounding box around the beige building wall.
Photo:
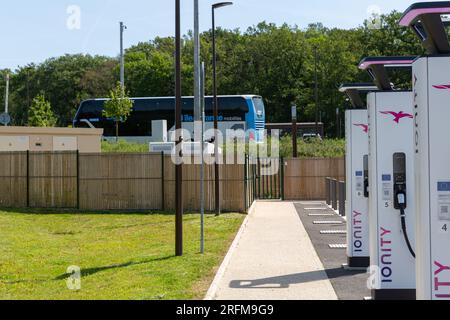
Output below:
[0,127,103,153]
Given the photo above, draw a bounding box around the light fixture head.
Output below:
[213,2,233,9]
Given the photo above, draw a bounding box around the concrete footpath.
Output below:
[206,201,338,300]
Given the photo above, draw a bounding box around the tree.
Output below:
[28,93,57,127]
[103,83,134,142]
[2,11,427,136]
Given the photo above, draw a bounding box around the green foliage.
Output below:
[103,83,134,121]
[0,11,423,135]
[279,136,345,158]
[102,139,148,153]
[102,137,344,159]
[0,210,245,299]
[103,83,134,140]
[28,94,56,127]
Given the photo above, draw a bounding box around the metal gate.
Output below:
[244,156,284,209]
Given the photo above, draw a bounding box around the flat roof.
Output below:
[358,56,416,70]
[0,126,104,136]
[400,1,450,26]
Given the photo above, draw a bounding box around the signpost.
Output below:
[4,73,10,126]
[200,61,205,254]
[0,113,11,126]
[291,105,298,158]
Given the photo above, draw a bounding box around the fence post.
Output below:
[332,179,338,211]
[280,158,285,200]
[26,150,30,208]
[76,150,80,210]
[244,155,248,211]
[257,157,261,199]
[325,177,331,206]
[339,181,346,217]
[253,160,257,202]
[161,152,165,211]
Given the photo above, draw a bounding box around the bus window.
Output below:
[252,97,265,119]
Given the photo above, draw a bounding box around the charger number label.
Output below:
[382,174,392,205]
[356,171,363,196]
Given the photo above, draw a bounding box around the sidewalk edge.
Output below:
[204,201,256,300]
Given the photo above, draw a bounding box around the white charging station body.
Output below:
[367,91,416,300]
[345,110,370,268]
[413,56,450,300]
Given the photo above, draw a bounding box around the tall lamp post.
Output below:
[175,0,183,257]
[119,22,127,91]
[212,2,233,216]
[291,105,298,158]
[314,45,319,137]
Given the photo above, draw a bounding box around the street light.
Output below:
[175,0,183,257]
[212,1,233,216]
[119,22,127,92]
[314,45,319,137]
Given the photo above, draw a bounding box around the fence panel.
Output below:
[79,153,163,210]
[284,158,345,200]
[28,152,78,208]
[0,152,27,207]
[220,163,245,212]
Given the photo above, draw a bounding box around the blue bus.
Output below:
[73,95,266,142]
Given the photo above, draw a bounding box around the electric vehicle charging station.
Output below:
[359,56,417,300]
[339,83,378,269]
[400,2,450,300]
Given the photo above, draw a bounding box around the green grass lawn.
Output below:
[0,210,245,300]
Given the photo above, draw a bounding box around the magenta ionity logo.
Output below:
[353,124,368,133]
[352,211,364,252]
[380,227,393,283]
[434,261,450,299]
[380,111,413,124]
[433,85,450,90]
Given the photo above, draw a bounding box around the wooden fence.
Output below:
[283,158,345,200]
[0,152,344,212]
[0,152,247,212]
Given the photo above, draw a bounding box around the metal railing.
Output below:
[325,177,346,217]
[339,181,346,217]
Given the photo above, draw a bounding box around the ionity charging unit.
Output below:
[359,56,417,300]
[400,2,450,300]
[339,83,378,269]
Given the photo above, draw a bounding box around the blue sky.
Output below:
[0,0,431,70]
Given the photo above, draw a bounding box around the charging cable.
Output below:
[396,192,416,259]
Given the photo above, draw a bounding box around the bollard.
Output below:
[326,177,331,205]
[331,179,338,210]
[339,181,346,217]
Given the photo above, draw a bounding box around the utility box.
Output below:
[0,127,103,153]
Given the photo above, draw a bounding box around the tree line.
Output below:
[0,11,424,136]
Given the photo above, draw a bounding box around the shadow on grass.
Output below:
[53,255,175,280]
[1,255,176,285]
[0,207,175,216]
[0,207,241,217]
